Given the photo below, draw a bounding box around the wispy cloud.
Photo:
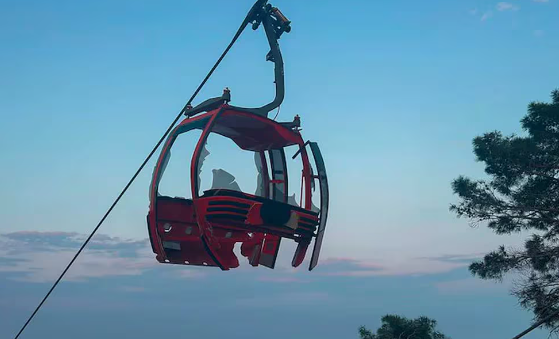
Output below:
[175,268,208,279]
[416,253,484,263]
[474,1,521,22]
[481,11,494,21]
[315,255,472,277]
[0,232,532,339]
[496,2,520,11]
[0,231,480,285]
[533,0,549,3]
[0,232,157,283]
[533,29,545,37]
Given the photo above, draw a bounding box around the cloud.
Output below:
[416,253,484,263]
[0,233,537,339]
[0,231,480,285]
[0,231,157,283]
[481,11,493,21]
[315,254,473,277]
[533,0,549,2]
[496,2,520,11]
[175,268,208,279]
[474,1,521,22]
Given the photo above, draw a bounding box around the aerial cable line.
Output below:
[12,2,266,338]
[509,309,559,339]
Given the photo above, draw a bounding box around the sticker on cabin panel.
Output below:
[284,211,299,230]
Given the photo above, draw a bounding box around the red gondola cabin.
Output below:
[146,1,329,271]
[146,105,328,270]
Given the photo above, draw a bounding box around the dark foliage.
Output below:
[450,89,559,334]
[358,314,450,339]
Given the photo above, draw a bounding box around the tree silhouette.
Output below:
[359,314,450,339]
[450,89,559,335]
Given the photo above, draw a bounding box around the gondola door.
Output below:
[258,148,288,268]
[308,142,329,271]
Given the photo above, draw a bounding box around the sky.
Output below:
[0,0,558,338]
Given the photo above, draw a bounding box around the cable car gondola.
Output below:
[146,1,329,271]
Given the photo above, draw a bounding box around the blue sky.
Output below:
[0,0,558,338]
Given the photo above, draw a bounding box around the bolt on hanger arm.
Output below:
[184,0,291,118]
